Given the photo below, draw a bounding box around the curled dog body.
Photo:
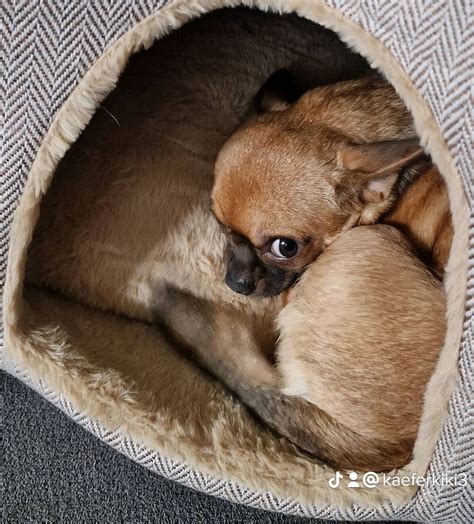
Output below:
[154,225,446,472]
[156,75,451,471]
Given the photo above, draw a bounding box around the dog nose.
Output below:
[225,272,256,295]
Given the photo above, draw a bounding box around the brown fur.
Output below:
[212,76,418,257]
[20,11,452,474]
[212,75,452,285]
[203,76,452,470]
[384,165,453,276]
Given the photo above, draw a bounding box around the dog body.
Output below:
[194,76,451,470]
[277,225,445,460]
[157,221,446,471]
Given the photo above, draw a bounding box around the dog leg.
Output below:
[152,282,278,389]
[152,280,414,471]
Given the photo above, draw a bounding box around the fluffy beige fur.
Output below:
[3,0,469,509]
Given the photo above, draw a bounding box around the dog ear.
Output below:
[338,139,425,204]
[255,69,300,113]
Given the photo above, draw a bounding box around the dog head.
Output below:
[212,72,425,297]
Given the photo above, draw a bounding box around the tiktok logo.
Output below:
[328,471,362,488]
[328,471,344,489]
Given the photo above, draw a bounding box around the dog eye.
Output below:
[270,238,299,259]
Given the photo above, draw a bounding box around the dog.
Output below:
[155,75,451,472]
[212,74,452,295]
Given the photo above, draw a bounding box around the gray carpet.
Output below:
[3,371,316,522]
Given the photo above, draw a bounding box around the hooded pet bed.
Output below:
[2,1,472,520]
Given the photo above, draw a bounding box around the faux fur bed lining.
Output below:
[3,0,469,510]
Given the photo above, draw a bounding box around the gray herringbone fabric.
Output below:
[1,1,473,521]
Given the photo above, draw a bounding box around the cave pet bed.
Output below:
[1,0,472,520]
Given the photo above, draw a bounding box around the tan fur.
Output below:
[211,77,453,470]
[213,76,453,280]
[9,6,393,502]
[2,0,468,510]
[278,226,445,458]
[153,224,447,471]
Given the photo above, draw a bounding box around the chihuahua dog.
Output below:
[156,75,451,472]
[212,74,451,294]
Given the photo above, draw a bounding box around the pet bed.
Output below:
[2,1,472,520]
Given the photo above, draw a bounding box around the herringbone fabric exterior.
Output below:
[1,1,472,520]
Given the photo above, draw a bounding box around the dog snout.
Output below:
[224,237,262,295]
[225,271,256,295]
